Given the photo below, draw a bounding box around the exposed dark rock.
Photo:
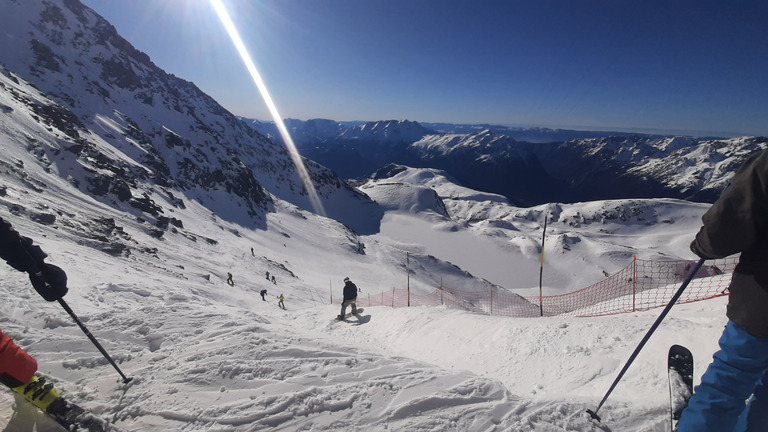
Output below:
[128,194,163,216]
[30,212,56,225]
[29,102,84,139]
[30,39,62,72]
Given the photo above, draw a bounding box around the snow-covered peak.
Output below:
[370,164,509,204]
[410,129,524,159]
[339,119,433,143]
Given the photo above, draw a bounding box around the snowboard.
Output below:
[668,344,694,432]
[336,308,364,321]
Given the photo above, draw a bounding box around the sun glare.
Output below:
[209,0,326,217]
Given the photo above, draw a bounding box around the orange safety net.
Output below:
[343,257,737,318]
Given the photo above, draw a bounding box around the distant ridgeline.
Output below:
[243,118,768,207]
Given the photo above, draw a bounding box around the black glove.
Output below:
[3,237,47,273]
[690,240,714,260]
[28,263,68,302]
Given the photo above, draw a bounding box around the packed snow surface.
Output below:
[0,161,727,431]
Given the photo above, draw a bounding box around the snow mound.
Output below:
[361,182,449,217]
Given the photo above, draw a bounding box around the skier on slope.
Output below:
[678,148,768,432]
[0,216,68,413]
[338,277,360,319]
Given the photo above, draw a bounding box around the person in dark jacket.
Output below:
[0,216,68,411]
[678,149,768,432]
[339,277,360,319]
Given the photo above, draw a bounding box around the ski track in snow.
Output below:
[1,255,728,432]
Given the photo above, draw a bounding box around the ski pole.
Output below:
[57,298,133,384]
[586,257,705,422]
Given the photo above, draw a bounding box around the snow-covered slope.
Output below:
[0,141,726,431]
[0,0,382,234]
[0,178,729,431]
[0,1,743,431]
[360,165,709,294]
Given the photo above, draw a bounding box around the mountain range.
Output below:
[244,118,767,206]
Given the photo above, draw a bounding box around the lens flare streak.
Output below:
[210,0,326,217]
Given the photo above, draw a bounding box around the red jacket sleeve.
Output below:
[0,329,37,388]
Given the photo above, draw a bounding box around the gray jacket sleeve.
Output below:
[692,149,768,260]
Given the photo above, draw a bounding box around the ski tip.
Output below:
[585,408,601,422]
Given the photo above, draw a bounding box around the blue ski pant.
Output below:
[677,321,768,432]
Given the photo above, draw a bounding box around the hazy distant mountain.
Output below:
[243,118,767,206]
[419,123,645,143]
[244,118,652,145]
[244,119,436,178]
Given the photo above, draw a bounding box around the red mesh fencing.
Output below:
[343,257,737,318]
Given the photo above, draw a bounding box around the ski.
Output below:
[668,344,693,432]
[12,375,124,431]
[46,397,120,432]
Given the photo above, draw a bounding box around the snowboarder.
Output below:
[277,294,285,309]
[226,272,234,286]
[339,277,360,319]
[0,216,68,412]
[678,148,768,432]
[260,289,267,301]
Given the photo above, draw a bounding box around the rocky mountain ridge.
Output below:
[245,117,767,206]
[0,0,380,236]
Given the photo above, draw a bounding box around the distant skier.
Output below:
[260,289,267,301]
[271,275,276,284]
[251,247,255,257]
[226,272,234,286]
[0,216,68,412]
[277,294,285,309]
[265,271,270,280]
[339,277,360,319]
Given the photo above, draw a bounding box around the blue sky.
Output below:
[81,0,768,137]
